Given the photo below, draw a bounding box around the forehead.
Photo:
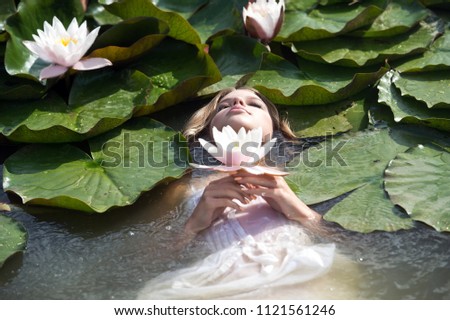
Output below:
[219,89,263,102]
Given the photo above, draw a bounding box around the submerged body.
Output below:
[137,173,359,300]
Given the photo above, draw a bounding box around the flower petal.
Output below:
[242,165,288,176]
[72,57,112,70]
[39,64,68,80]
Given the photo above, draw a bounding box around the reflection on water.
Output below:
[0,171,449,299]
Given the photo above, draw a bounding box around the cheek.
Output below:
[259,112,274,141]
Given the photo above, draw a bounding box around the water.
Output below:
[0,170,449,299]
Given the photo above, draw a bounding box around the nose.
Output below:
[233,97,245,107]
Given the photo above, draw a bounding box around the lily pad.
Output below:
[88,16,169,65]
[349,0,429,37]
[188,0,247,43]
[286,127,441,232]
[199,35,268,96]
[131,38,221,115]
[393,70,450,109]
[277,99,354,137]
[277,1,383,41]
[378,70,450,132]
[0,68,151,143]
[0,213,27,269]
[289,20,439,67]
[145,0,208,19]
[105,0,201,44]
[3,118,189,213]
[397,31,450,72]
[324,180,414,233]
[287,129,409,205]
[0,0,15,32]
[4,0,84,79]
[0,66,46,100]
[245,53,388,105]
[384,145,450,232]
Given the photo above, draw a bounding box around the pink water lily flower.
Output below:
[192,126,287,176]
[243,0,285,44]
[23,16,112,80]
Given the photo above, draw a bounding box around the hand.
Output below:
[233,172,321,224]
[184,174,252,235]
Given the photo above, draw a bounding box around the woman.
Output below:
[137,87,358,299]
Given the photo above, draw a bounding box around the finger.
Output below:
[205,186,250,204]
[234,175,277,188]
[210,199,242,212]
[243,187,272,198]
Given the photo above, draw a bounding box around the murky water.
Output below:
[0,169,449,300]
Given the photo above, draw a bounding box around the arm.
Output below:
[233,172,322,226]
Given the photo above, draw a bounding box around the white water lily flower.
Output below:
[243,0,285,44]
[23,16,112,80]
[194,126,287,176]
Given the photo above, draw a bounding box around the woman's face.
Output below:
[210,89,274,141]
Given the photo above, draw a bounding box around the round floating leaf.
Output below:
[0,66,46,100]
[324,181,414,233]
[0,213,27,269]
[277,99,354,137]
[131,38,221,115]
[146,0,208,19]
[378,70,450,132]
[3,118,189,213]
[278,1,383,41]
[286,127,444,232]
[349,0,429,37]
[393,70,450,109]
[86,1,123,25]
[290,21,438,67]
[287,129,409,205]
[105,0,200,44]
[188,0,247,43]
[4,0,84,79]
[397,31,450,72]
[199,35,268,96]
[384,146,450,232]
[245,53,388,105]
[88,16,169,65]
[0,68,151,143]
[0,0,15,32]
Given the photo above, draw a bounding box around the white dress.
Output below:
[137,188,337,300]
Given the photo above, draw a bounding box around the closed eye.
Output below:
[217,104,229,111]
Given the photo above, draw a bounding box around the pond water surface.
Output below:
[0,168,449,300]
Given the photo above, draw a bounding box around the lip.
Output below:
[228,106,249,114]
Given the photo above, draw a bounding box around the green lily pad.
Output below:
[286,127,443,232]
[245,53,388,105]
[287,129,409,205]
[277,99,354,137]
[199,35,268,96]
[0,68,151,143]
[4,0,84,79]
[277,1,383,41]
[0,66,46,100]
[290,20,439,67]
[188,0,247,43]
[131,38,221,115]
[393,70,450,109]
[0,213,27,269]
[86,0,123,25]
[3,118,189,213]
[378,70,450,132]
[384,145,450,232]
[105,0,200,44]
[88,16,169,65]
[324,180,414,233]
[146,0,208,19]
[397,31,450,72]
[350,0,429,37]
[0,0,15,32]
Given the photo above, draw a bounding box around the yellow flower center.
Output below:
[59,37,78,47]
